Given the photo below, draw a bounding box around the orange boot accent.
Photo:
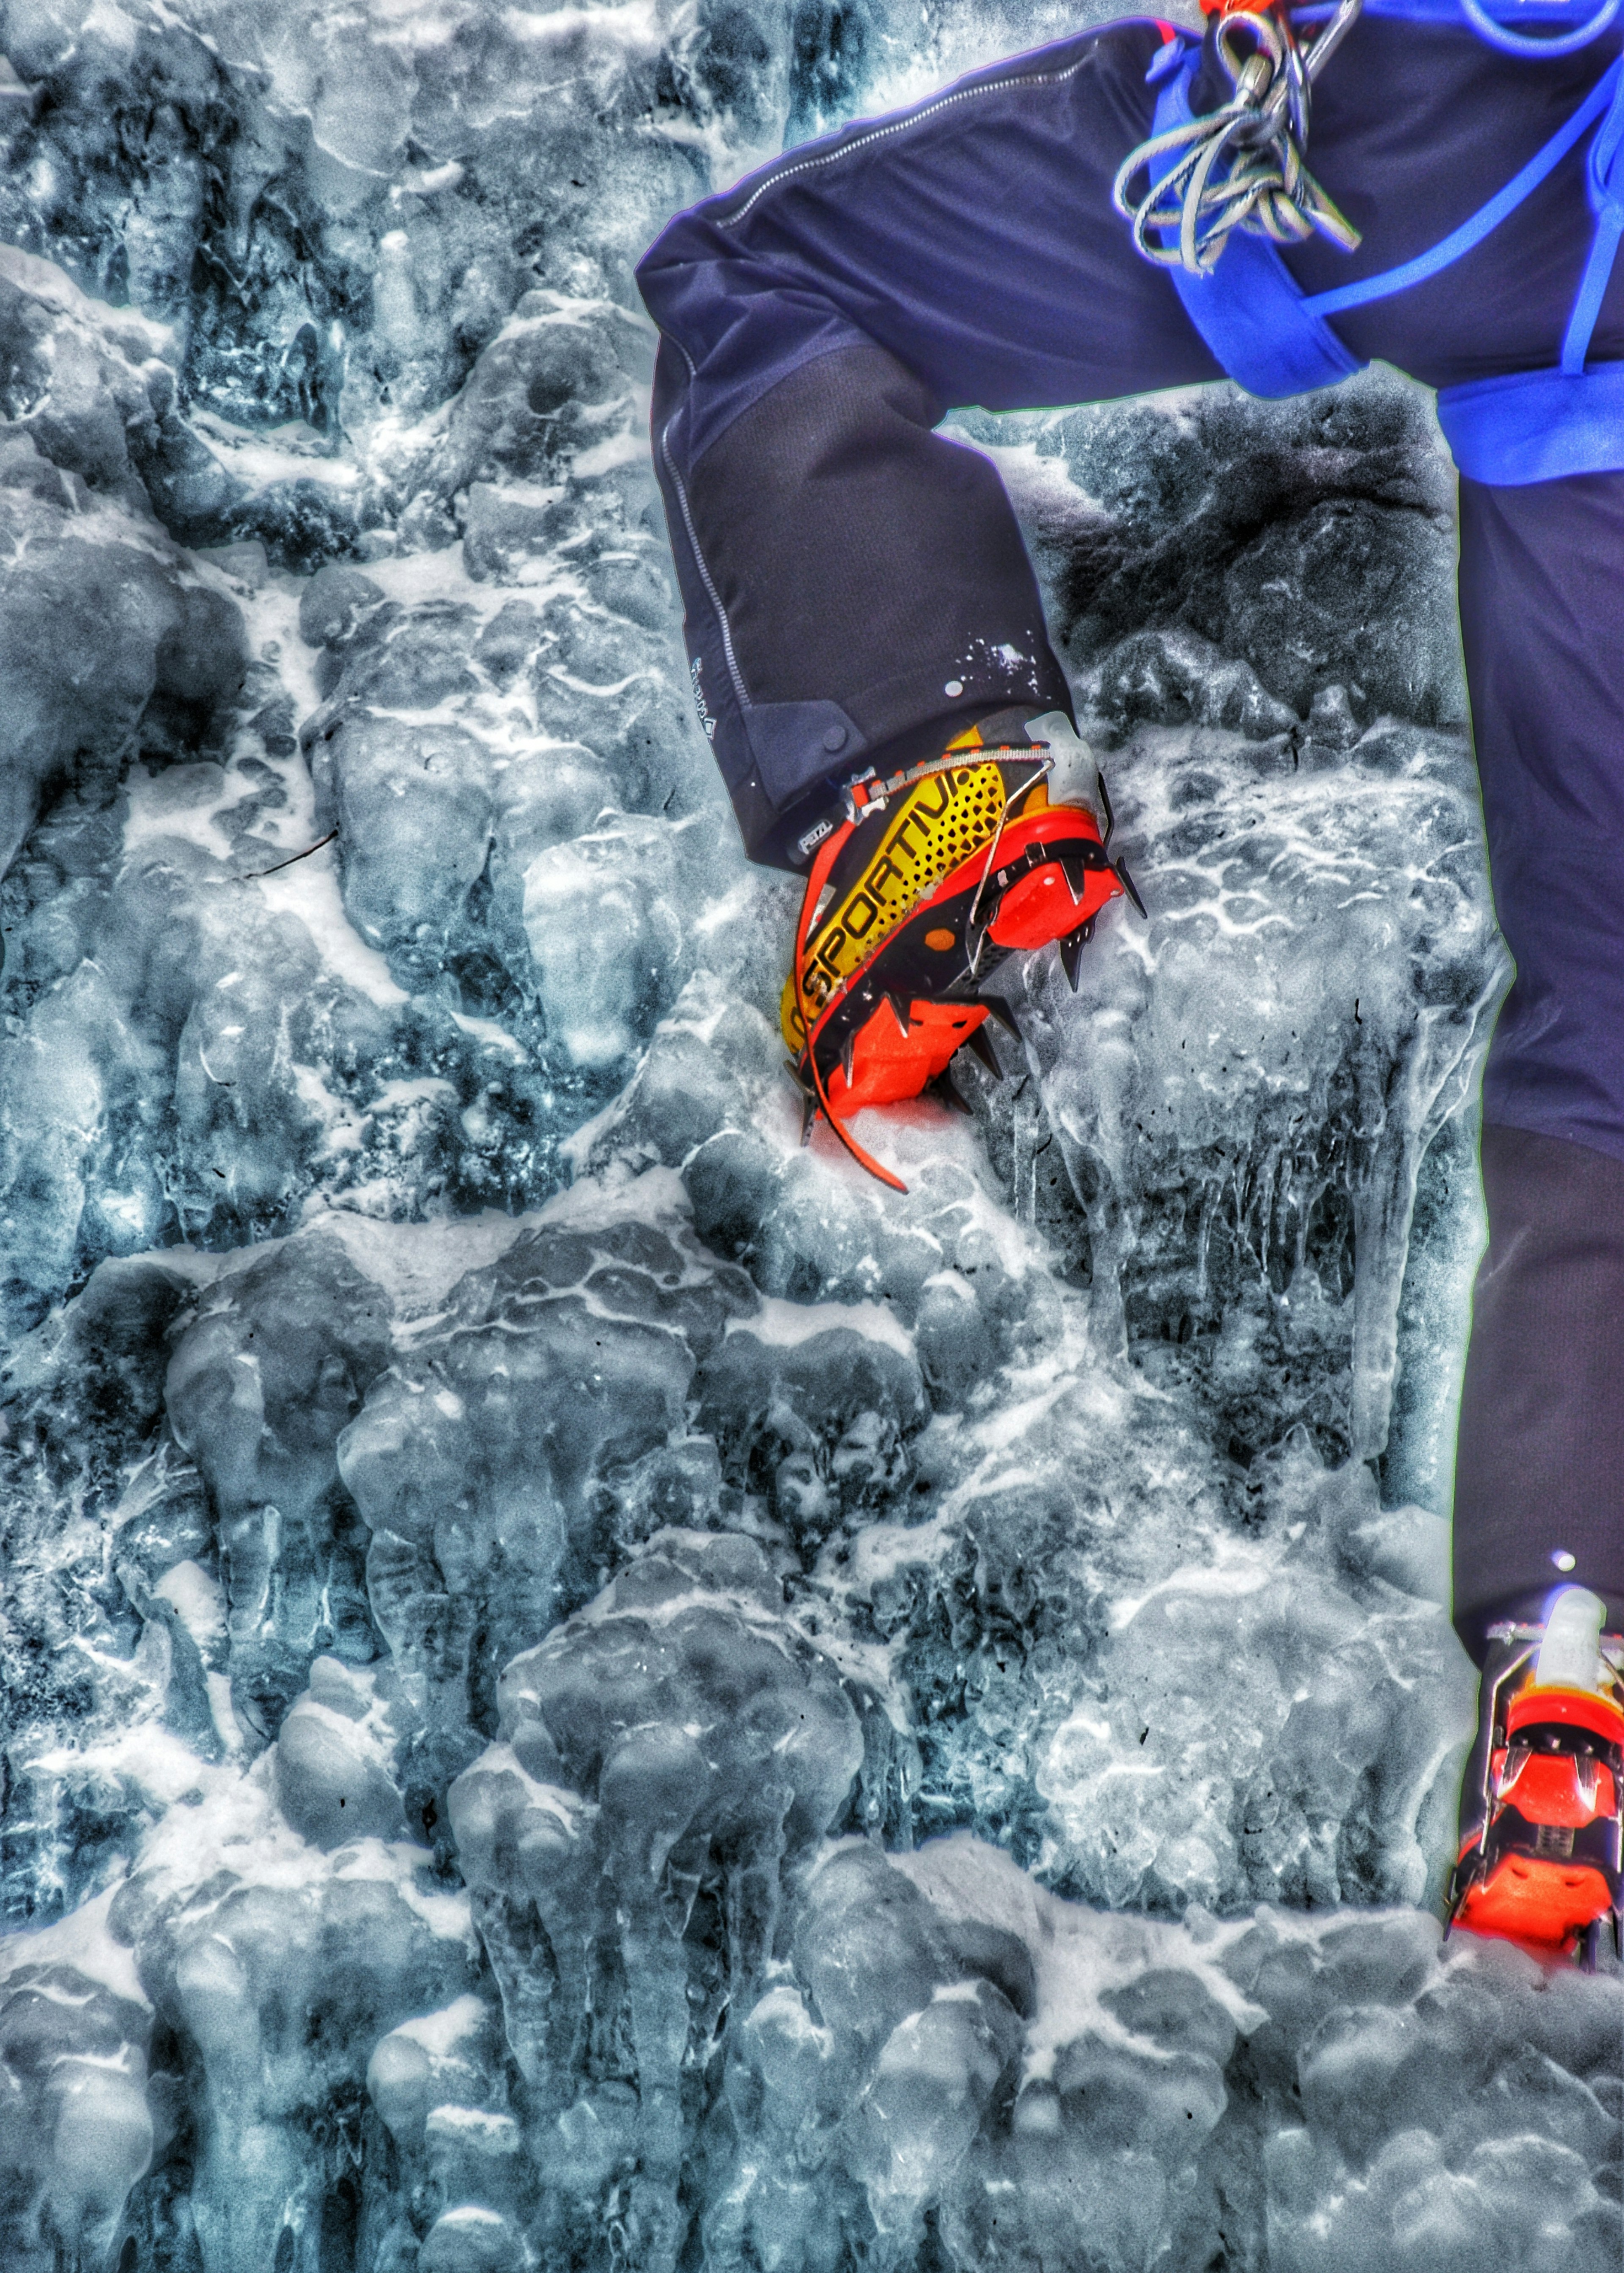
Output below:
[1449,1676,1624,1963]
[783,717,1136,1190]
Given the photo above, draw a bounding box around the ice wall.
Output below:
[0,0,1615,2268]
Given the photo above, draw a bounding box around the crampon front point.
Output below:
[781,714,1141,1191]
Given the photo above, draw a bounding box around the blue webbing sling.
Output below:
[1147,0,1624,483]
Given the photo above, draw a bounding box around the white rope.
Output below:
[1114,0,1365,277]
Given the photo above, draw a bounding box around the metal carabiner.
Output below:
[1113,0,1364,275]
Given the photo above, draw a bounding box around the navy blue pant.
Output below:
[637,15,1624,1654]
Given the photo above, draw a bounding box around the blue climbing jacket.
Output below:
[1150,0,1624,479]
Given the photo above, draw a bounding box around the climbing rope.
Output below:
[1114,0,1365,276]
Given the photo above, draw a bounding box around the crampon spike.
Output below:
[963,1022,1004,1080]
[977,995,1022,1042]
[1114,855,1147,919]
[1059,922,1093,991]
[1096,768,1116,847]
[1092,770,1147,917]
[883,990,912,1037]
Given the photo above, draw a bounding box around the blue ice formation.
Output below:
[0,0,1617,2267]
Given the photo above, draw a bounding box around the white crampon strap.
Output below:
[1536,1585,1611,1691]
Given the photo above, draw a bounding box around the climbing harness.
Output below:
[1114,0,1365,276]
[1116,0,1624,483]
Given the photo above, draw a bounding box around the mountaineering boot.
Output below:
[780,710,1141,1187]
[1447,1586,1624,1969]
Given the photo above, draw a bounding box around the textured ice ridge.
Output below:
[0,0,1617,2264]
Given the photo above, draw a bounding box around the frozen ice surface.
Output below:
[0,0,1616,2265]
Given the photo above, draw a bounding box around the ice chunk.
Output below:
[420,2206,526,2273]
[101,1804,480,2273]
[339,1205,754,1762]
[0,1960,154,2271]
[694,1324,930,1548]
[522,811,720,1070]
[368,1993,499,2150]
[272,1666,407,1849]
[449,1533,891,2270]
[438,300,641,496]
[0,242,176,508]
[164,1233,392,1740]
[0,425,245,881]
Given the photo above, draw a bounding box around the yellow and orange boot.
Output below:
[1448,1586,1624,1970]
[779,711,1140,1189]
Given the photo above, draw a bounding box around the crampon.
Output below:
[781,711,1142,1192]
[1447,1586,1624,1971]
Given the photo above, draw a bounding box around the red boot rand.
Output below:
[1448,1609,1624,1969]
[780,716,1138,1190]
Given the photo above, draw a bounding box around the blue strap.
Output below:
[1438,361,1624,479]
[1300,0,1615,23]
[1432,74,1624,483]
[1455,0,1620,55]
[1564,208,1624,367]
[1141,26,1624,482]
[1562,58,1624,366]
[1301,58,1622,316]
[1149,55,1366,398]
